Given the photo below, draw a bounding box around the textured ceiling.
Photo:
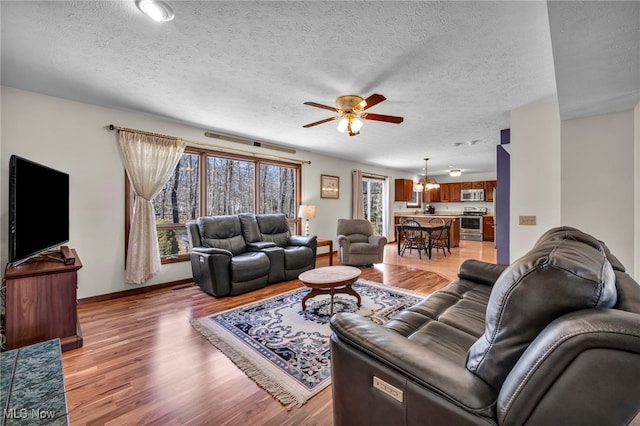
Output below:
[2,1,638,177]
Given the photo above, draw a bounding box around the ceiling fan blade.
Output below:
[360,93,386,110]
[303,101,339,112]
[302,116,339,128]
[362,113,404,124]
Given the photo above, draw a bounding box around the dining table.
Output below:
[395,221,446,260]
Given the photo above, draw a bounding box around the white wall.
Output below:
[509,101,562,260]
[635,102,640,280]
[561,109,636,275]
[1,87,403,298]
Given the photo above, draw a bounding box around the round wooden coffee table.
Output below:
[299,266,362,315]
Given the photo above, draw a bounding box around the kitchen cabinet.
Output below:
[449,183,461,202]
[439,183,450,202]
[484,180,497,202]
[395,179,414,202]
[434,180,496,203]
[483,216,495,241]
[424,187,441,202]
[461,181,484,190]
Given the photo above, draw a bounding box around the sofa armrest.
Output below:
[330,312,496,412]
[192,247,233,257]
[368,235,387,247]
[289,235,317,247]
[247,241,277,251]
[337,235,350,247]
[457,259,507,286]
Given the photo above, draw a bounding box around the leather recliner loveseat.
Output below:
[330,226,640,425]
[187,213,317,297]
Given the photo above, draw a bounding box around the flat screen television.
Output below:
[8,155,69,265]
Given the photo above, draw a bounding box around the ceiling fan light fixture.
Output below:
[337,115,362,136]
[136,0,175,22]
[303,93,403,136]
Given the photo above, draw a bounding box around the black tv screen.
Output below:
[8,155,69,264]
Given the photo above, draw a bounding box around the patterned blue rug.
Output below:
[190,280,425,408]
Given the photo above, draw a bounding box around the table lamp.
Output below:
[298,205,316,236]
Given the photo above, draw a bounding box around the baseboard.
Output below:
[78,278,194,305]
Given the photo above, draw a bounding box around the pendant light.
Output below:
[414,158,440,191]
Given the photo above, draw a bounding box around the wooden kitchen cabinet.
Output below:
[483,216,495,241]
[449,183,461,202]
[484,180,497,202]
[424,187,441,202]
[461,181,484,190]
[439,183,450,202]
[395,178,414,202]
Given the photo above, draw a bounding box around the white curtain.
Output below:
[351,169,364,219]
[117,131,186,284]
[385,176,396,242]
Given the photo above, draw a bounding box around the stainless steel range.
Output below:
[460,206,487,241]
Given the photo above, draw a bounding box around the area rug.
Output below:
[190,280,427,408]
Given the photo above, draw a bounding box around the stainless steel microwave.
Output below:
[461,188,485,201]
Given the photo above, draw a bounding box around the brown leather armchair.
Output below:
[330,226,640,425]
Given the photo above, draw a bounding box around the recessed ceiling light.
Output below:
[136,0,175,22]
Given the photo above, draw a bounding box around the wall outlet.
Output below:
[519,215,537,225]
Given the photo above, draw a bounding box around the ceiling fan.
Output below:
[302,93,404,136]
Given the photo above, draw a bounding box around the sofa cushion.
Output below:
[230,251,270,282]
[283,245,313,270]
[385,280,490,340]
[466,226,618,390]
[347,241,380,254]
[256,214,291,247]
[198,215,247,256]
[238,213,261,243]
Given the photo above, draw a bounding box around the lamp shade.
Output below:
[298,205,316,219]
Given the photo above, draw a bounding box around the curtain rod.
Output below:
[362,171,388,179]
[106,124,311,165]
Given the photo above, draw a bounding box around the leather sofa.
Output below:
[187,213,317,297]
[336,218,387,266]
[330,226,640,425]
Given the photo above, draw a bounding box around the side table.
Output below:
[316,238,334,265]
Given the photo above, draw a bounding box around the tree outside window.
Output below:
[127,148,301,262]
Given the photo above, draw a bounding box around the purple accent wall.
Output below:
[496,129,510,265]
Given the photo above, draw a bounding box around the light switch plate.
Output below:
[519,215,537,225]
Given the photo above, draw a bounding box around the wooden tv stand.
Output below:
[4,249,83,351]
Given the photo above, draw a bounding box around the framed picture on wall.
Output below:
[321,174,340,199]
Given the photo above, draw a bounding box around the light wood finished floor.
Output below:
[63,241,496,425]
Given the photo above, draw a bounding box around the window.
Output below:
[362,176,385,235]
[206,156,255,215]
[258,163,296,217]
[126,148,301,263]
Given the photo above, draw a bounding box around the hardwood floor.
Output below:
[62,241,496,425]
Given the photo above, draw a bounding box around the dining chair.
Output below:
[430,218,451,257]
[400,218,425,259]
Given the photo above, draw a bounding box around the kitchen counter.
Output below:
[395,212,462,218]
